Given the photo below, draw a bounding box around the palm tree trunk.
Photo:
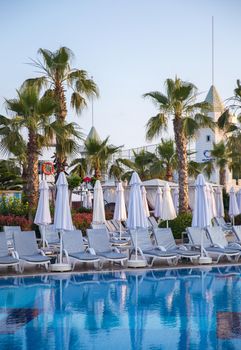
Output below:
[54,81,67,120]
[165,164,173,182]
[54,81,68,175]
[219,167,226,187]
[21,162,28,202]
[27,128,39,208]
[94,167,101,180]
[173,117,189,213]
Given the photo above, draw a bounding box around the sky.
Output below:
[0,0,241,151]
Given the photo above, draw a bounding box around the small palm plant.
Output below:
[84,137,122,180]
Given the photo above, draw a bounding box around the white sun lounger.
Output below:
[206,226,241,251]
[87,229,128,267]
[153,228,200,263]
[0,232,19,270]
[187,227,240,263]
[130,229,178,266]
[62,230,100,270]
[3,226,21,248]
[13,231,51,272]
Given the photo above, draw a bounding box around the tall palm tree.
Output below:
[23,47,99,171]
[84,137,121,179]
[4,85,56,207]
[144,77,213,213]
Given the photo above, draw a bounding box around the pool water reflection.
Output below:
[0,267,241,349]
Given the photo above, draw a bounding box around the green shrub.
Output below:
[77,207,92,214]
[159,212,192,239]
[0,197,29,217]
[235,214,241,225]
[67,175,82,190]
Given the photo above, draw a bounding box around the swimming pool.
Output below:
[0,267,241,349]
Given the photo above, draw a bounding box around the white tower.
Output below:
[195,85,233,186]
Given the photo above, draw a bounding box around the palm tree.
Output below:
[0,159,23,190]
[144,77,213,213]
[209,141,230,187]
[150,139,177,181]
[109,159,125,181]
[118,150,157,181]
[23,47,99,171]
[70,157,87,178]
[84,137,121,179]
[0,115,28,194]
[4,85,56,207]
[50,119,83,175]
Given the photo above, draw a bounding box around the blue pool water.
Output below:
[0,267,241,349]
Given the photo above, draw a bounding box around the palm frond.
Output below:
[70,92,86,113]
[143,91,168,106]
[194,114,216,130]
[182,117,199,139]
[145,113,168,141]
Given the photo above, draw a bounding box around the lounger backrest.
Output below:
[130,229,152,250]
[87,229,110,253]
[0,232,9,257]
[63,230,85,254]
[111,220,126,231]
[187,227,211,248]
[91,223,106,230]
[13,231,39,256]
[215,217,226,227]
[148,216,158,228]
[233,226,241,242]
[45,225,59,244]
[207,226,228,247]
[3,226,21,241]
[153,228,176,250]
[105,220,116,232]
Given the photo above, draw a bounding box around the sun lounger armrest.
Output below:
[113,247,120,253]
[62,249,70,264]
[182,243,197,249]
[177,245,188,250]
[156,245,167,252]
[228,242,241,249]
[212,243,225,249]
[11,250,18,259]
[39,249,47,256]
[87,248,96,255]
[62,249,69,258]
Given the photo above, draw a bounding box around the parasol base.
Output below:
[199,256,212,264]
[49,263,72,272]
[127,259,147,268]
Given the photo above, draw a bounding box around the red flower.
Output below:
[72,212,93,234]
[0,215,32,230]
[83,177,91,183]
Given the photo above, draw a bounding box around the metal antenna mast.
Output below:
[212,16,214,86]
[91,76,94,127]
